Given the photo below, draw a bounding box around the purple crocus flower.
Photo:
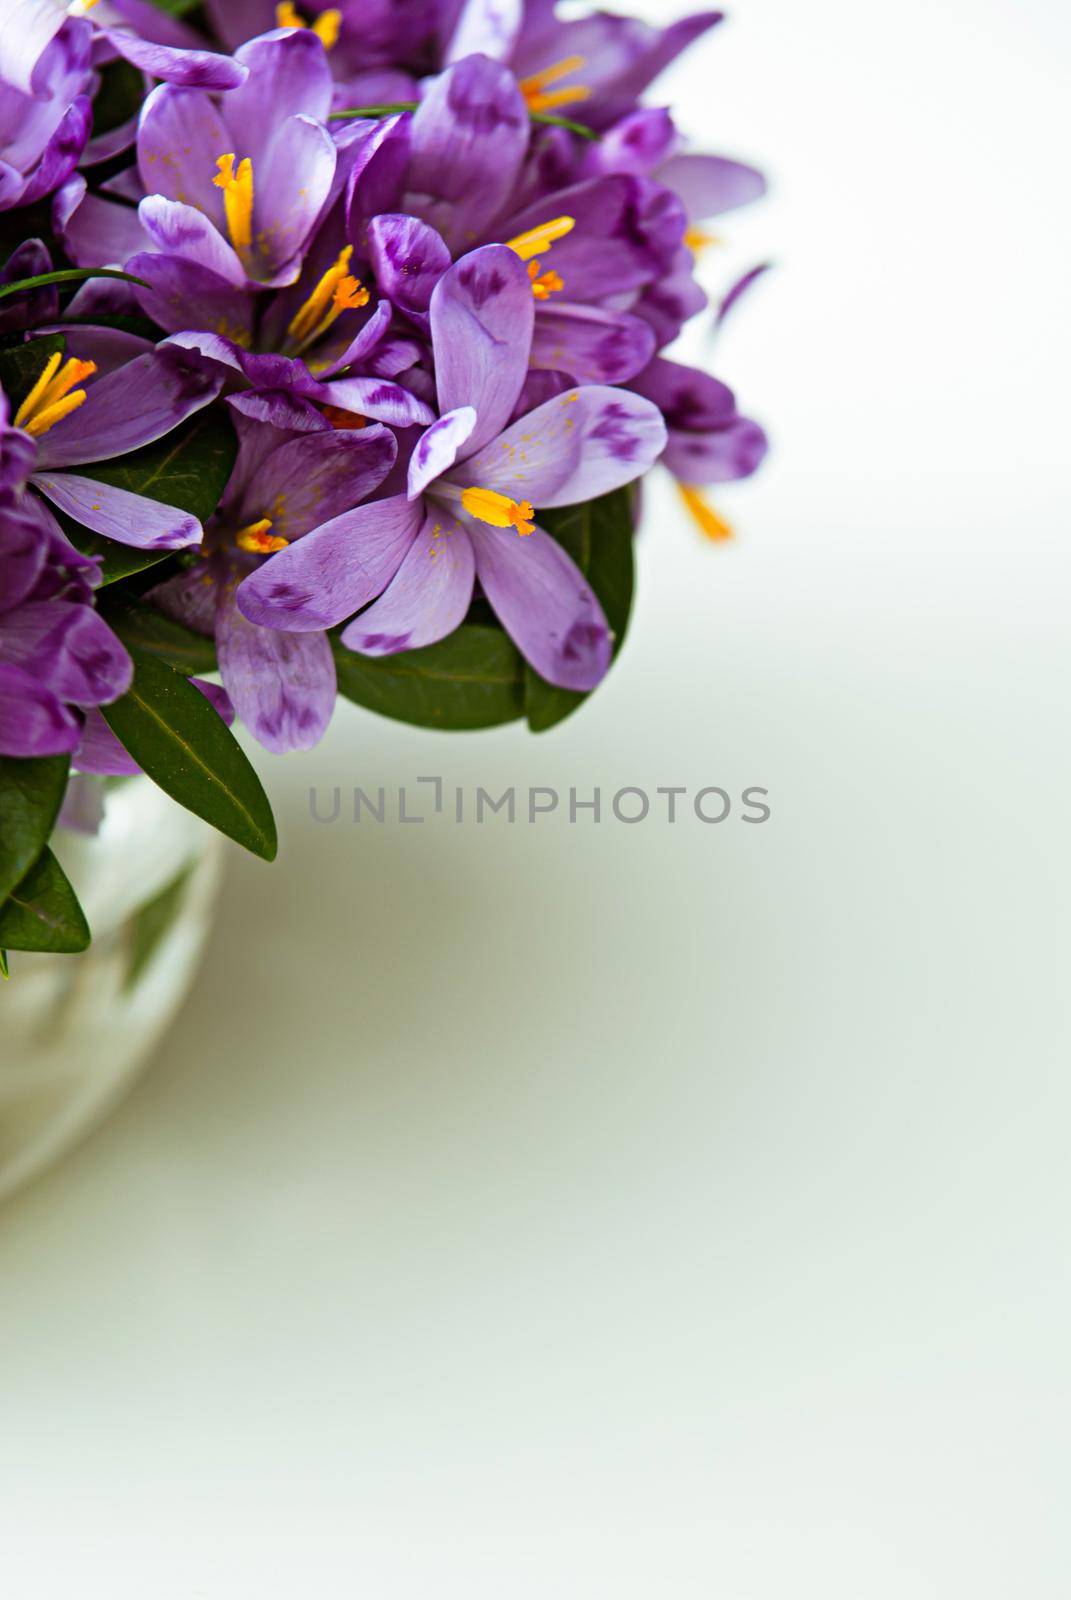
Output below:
[0,15,92,212]
[0,421,131,758]
[236,246,666,691]
[1,332,224,550]
[149,389,398,752]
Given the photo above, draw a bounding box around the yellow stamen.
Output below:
[461,487,536,538]
[275,3,341,45]
[679,485,734,543]
[506,216,575,263]
[286,246,369,352]
[236,518,289,555]
[519,56,591,114]
[684,225,722,256]
[14,354,97,438]
[527,260,564,300]
[214,153,255,259]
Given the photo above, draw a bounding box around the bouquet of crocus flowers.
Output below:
[0,0,767,970]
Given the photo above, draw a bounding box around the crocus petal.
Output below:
[253,115,337,281]
[585,109,679,179]
[0,661,80,758]
[126,253,255,343]
[313,376,434,429]
[52,174,148,269]
[216,583,335,755]
[467,521,612,692]
[342,510,476,656]
[18,96,93,209]
[656,153,767,219]
[0,601,132,707]
[408,55,529,249]
[664,417,769,485]
[715,263,772,331]
[103,30,248,91]
[408,408,477,500]
[46,324,154,379]
[0,238,59,333]
[499,175,685,300]
[530,303,657,386]
[137,83,232,219]
[0,4,74,97]
[203,0,274,52]
[31,345,223,471]
[226,424,398,541]
[456,386,667,508]
[430,245,534,456]
[366,214,451,330]
[344,113,411,242]
[0,504,48,611]
[137,195,247,287]
[73,708,141,777]
[224,28,334,159]
[236,494,422,633]
[31,474,201,551]
[443,0,524,64]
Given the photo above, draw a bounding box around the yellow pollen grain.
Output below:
[214,153,255,259]
[236,518,289,554]
[519,56,591,114]
[679,485,734,543]
[14,354,98,437]
[461,487,536,538]
[507,216,575,263]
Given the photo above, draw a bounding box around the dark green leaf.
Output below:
[0,949,8,979]
[524,488,636,733]
[333,625,526,731]
[100,602,218,676]
[78,406,238,524]
[101,647,277,861]
[0,849,90,954]
[61,522,174,585]
[0,754,71,907]
[0,334,66,410]
[142,0,204,14]
[0,269,149,304]
[125,863,194,991]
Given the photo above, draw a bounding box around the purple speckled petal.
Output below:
[454,385,666,508]
[530,303,656,386]
[137,195,246,287]
[137,83,231,218]
[226,423,397,540]
[103,29,247,91]
[236,493,422,632]
[216,581,335,755]
[43,324,154,378]
[344,114,411,243]
[127,253,255,343]
[409,56,529,249]
[498,175,685,299]
[253,115,337,281]
[315,375,434,428]
[584,109,679,179]
[0,600,131,707]
[664,416,769,484]
[223,29,333,160]
[0,503,48,612]
[18,95,93,210]
[430,245,533,456]
[630,356,737,430]
[466,520,612,692]
[32,345,223,471]
[408,408,477,500]
[0,661,81,758]
[366,214,451,330]
[31,474,201,551]
[0,238,59,333]
[342,509,476,656]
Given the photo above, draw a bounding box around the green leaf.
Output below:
[0,269,150,304]
[333,625,526,731]
[77,406,238,526]
[0,754,71,907]
[528,111,597,139]
[0,849,90,954]
[60,532,174,586]
[329,103,596,139]
[125,862,194,991]
[101,647,277,862]
[101,602,218,677]
[141,0,204,14]
[0,333,66,410]
[0,949,8,979]
[524,488,636,733]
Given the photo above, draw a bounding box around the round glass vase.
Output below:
[0,776,223,1203]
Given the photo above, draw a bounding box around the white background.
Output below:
[2,0,1070,1592]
